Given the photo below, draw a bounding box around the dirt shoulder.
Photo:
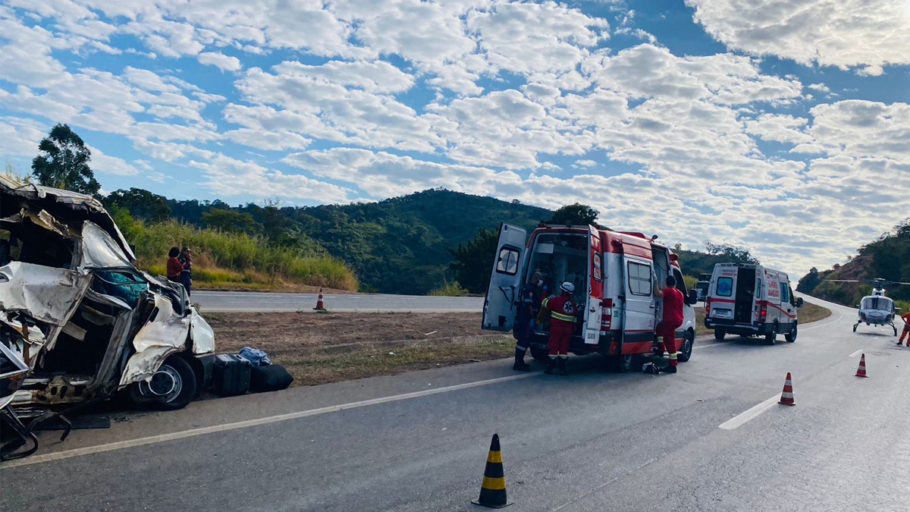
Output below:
[208,299,832,387]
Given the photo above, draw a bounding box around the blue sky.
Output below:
[1,0,910,275]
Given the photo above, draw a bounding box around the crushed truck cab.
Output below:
[482,223,698,370]
[0,176,214,411]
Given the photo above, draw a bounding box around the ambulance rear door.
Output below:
[482,223,527,331]
[582,226,603,346]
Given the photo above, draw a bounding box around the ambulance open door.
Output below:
[482,223,526,331]
[582,225,603,346]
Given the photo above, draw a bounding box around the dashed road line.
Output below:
[718,395,781,431]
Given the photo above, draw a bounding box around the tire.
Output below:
[714,329,726,341]
[606,354,633,373]
[785,322,797,343]
[128,355,198,410]
[678,329,695,362]
[765,323,778,345]
[530,346,551,363]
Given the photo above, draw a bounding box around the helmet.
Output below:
[560,282,575,293]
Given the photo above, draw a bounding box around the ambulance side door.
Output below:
[481,223,527,331]
[582,226,603,346]
[622,253,655,336]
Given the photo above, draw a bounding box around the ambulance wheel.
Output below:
[714,329,726,341]
[785,322,797,343]
[765,323,778,345]
[606,354,633,373]
[678,329,695,362]
[530,346,551,362]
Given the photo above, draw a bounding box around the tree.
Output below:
[201,208,261,234]
[548,203,598,226]
[704,242,759,264]
[31,124,100,194]
[449,227,499,294]
[105,188,171,222]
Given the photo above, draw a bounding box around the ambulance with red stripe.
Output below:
[704,263,802,344]
[482,223,698,371]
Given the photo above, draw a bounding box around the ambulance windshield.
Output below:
[527,232,587,300]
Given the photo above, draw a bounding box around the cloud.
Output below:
[686,0,910,71]
[197,51,242,72]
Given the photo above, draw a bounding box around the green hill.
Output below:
[798,220,910,308]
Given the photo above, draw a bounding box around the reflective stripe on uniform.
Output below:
[551,311,575,322]
[669,352,678,360]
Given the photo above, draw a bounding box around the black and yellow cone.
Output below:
[472,433,510,508]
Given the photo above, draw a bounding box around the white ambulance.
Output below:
[482,223,698,371]
[704,263,803,344]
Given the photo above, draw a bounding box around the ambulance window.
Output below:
[780,283,789,303]
[593,253,602,282]
[495,246,520,275]
[716,277,733,296]
[628,261,651,296]
[673,269,686,294]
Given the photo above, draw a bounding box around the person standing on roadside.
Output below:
[511,285,534,371]
[539,281,577,376]
[654,274,685,373]
[166,247,183,285]
[898,310,910,346]
[178,246,193,296]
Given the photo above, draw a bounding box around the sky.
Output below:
[1,0,910,277]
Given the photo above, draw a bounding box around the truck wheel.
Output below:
[606,354,633,373]
[765,323,778,345]
[530,346,550,363]
[714,329,725,341]
[128,355,198,410]
[785,322,797,343]
[678,329,695,362]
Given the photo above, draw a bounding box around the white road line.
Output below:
[718,395,781,431]
[0,372,536,470]
[849,349,863,358]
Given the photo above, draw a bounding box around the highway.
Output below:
[192,290,484,312]
[3,296,910,511]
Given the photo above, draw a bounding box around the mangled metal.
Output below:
[0,176,215,423]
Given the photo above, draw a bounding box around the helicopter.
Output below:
[826,278,910,335]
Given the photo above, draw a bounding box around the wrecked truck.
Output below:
[0,176,214,414]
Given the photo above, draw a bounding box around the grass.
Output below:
[113,209,358,291]
[283,337,514,386]
[428,281,472,296]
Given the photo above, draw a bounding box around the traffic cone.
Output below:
[473,433,509,508]
[778,372,795,406]
[855,353,868,378]
[313,289,326,311]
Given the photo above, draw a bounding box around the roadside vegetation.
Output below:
[112,209,358,291]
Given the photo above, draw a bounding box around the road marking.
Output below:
[0,372,536,470]
[718,395,781,430]
[849,349,863,358]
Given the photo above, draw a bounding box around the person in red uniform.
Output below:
[898,311,910,346]
[539,282,577,376]
[166,246,183,284]
[654,275,684,374]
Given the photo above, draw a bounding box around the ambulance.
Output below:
[482,223,698,371]
[704,263,802,343]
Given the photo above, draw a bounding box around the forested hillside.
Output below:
[798,221,910,308]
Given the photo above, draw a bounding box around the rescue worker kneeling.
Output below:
[538,281,578,376]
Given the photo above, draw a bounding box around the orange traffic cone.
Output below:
[473,434,509,508]
[779,372,795,406]
[855,353,868,378]
[313,289,326,311]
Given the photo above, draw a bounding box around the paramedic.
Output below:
[166,247,183,284]
[511,285,534,371]
[654,275,684,374]
[539,282,577,376]
[899,311,910,346]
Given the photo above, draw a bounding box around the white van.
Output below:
[704,263,802,343]
[482,223,698,371]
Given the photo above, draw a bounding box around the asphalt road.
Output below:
[192,290,484,312]
[4,296,909,511]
